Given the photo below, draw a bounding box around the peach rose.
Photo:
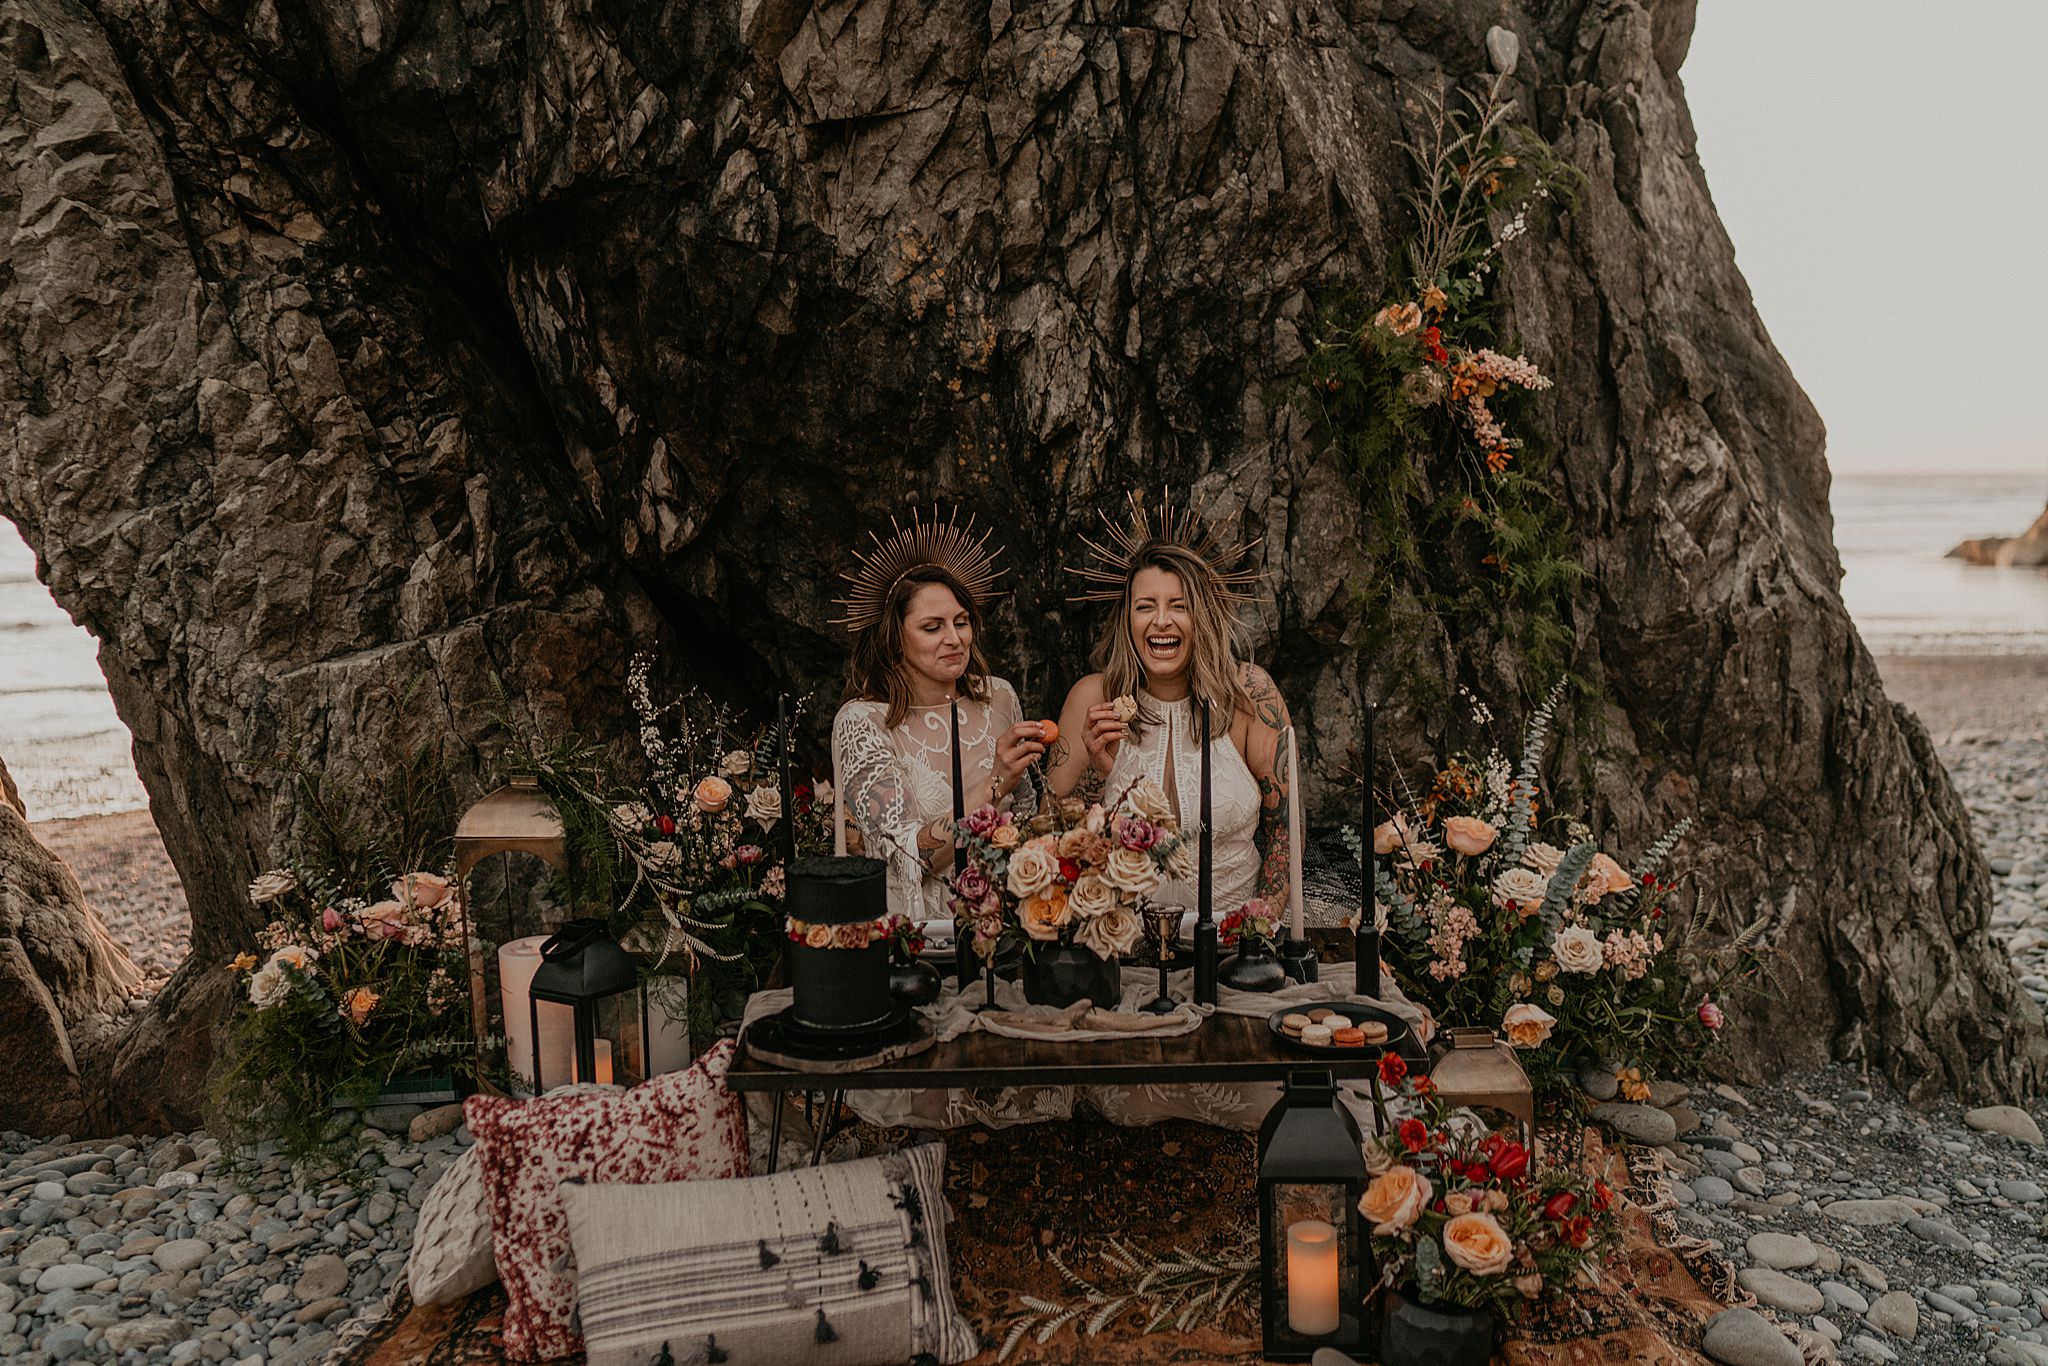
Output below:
[358,901,407,941]
[1021,886,1071,941]
[1057,827,1097,860]
[341,986,380,1026]
[804,924,833,948]
[990,823,1021,849]
[1007,844,1060,899]
[1371,816,1410,856]
[1442,1211,1514,1276]
[1581,852,1632,900]
[832,922,870,949]
[1374,301,1423,336]
[1442,1191,1476,1216]
[393,871,454,910]
[691,775,733,813]
[1503,1002,1557,1049]
[1441,816,1498,857]
[1358,1165,1433,1236]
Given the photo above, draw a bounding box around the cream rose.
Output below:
[612,801,653,830]
[692,776,734,813]
[1162,836,1197,881]
[393,871,454,910]
[249,870,298,905]
[1502,1002,1557,1049]
[268,944,318,972]
[1491,866,1547,916]
[1021,887,1071,941]
[1550,925,1605,974]
[1067,873,1117,920]
[1442,816,1498,857]
[1057,827,1097,861]
[1442,1191,1476,1216]
[744,785,783,827]
[989,823,1021,850]
[358,901,407,941]
[646,840,682,870]
[1441,1212,1513,1275]
[1581,851,1632,901]
[1100,846,1160,896]
[1126,778,1174,824]
[1522,842,1565,878]
[248,962,291,1009]
[1358,1165,1432,1236]
[1076,903,1141,959]
[804,924,833,948]
[721,749,753,776]
[1007,844,1060,899]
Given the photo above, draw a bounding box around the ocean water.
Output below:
[3,475,2044,819]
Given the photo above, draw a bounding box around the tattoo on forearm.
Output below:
[1256,771,1289,909]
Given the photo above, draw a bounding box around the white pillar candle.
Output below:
[1285,726,1306,942]
[1286,1218,1340,1336]
[648,983,693,1077]
[499,936,575,1094]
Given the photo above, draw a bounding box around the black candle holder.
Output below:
[1354,928,1382,1000]
[1277,935,1319,985]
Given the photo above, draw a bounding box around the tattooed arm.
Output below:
[1240,662,1294,913]
[1044,672,1113,797]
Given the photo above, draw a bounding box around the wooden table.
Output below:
[730,1012,1426,1170]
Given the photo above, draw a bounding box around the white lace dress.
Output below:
[830,679,1071,1128]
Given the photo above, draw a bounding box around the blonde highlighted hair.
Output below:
[1090,542,1253,737]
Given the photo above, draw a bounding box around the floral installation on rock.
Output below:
[949,780,1196,964]
[1362,1065,1619,1318]
[1355,686,1766,1095]
[511,655,837,1043]
[210,745,471,1174]
[1303,69,1589,701]
[1218,898,1281,955]
[783,915,892,950]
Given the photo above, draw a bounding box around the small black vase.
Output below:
[888,956,943,1007]
[1217,944,1288,992]
[1020,942,1122,1009]
[1379,1286,1496,1366]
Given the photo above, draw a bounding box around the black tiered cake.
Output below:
[786,856,895,1034]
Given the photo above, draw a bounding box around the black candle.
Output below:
[1199,699,1212,921]
[777,692,796,865]
[950,698,964,822]
[1194,698,1218,1006]
[1362,700,1376,929]
[951,696,972,991]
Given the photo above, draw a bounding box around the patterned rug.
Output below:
[341,1118,1734,1365]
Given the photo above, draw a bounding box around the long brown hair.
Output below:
[1090,543,1252,737]
[845,565,993,728]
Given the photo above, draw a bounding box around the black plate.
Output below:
[1267,1001,1411,1058]
[746,1005,924,1062]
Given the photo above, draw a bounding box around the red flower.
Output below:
[655,814,676,836]
[1488,1141,1531,1182]
[1541,1192,1577,1221]
[1421,327,1449,365]
[1592,1180,1615,1213]
[1565,1215,1593,1248]
[795,783,815,814]
[1410,1076,1437,1096]
[1399,1118,1431,1153]
[1378,1054,1409,1087]
[1058,858,1081,884]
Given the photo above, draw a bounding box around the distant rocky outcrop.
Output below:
[0,0,2041,1126]
[1949,504,2048,568]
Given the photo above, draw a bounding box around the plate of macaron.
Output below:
[1267,1001,1411,1056]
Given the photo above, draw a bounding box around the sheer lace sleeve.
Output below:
[991,678,1040,820]
[832,702,931,918]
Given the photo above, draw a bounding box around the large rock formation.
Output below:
[0,0,2038,1122]
[1949,503,2048,568]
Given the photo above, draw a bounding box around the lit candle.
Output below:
[499,936,573,1094]
[575,1038,614,1086]
[1286,1219,1341,1336]
[1284,725,1305,943]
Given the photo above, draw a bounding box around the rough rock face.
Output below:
[0,0,2039,1121]
[0,794,142,1132]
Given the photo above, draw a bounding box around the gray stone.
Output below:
[103,1317,184,1352]
[2000,1179,2046,1202]
[150,1239,210,1275]
[1965,1106,2045,1145]
[1924,1291,1977,1322]
[1864,1291,1918,1339]
[361,1105,424,1133]
[17,1236,69,1269]
[1747,1232,1818,1270]
[1822,1199,1917,1227]
[291,1255,347,1302]
[36,1264,107,1292]
[1905,1216,1973,1251]
[1693,1175,1736,1205]
[1846,1335,1896,1362]
[42,1323,89,1361]
[1737,1267,1825,1315]
[1984,1280,2025,1307]
[407,1105,465,1143]
[1702,1307,1803,1366]
[1821,1281,1870,1315]
[1990,1342,2048,1366]
[1592,1103,1679,1146]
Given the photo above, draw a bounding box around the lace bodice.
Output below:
[1104,690,1262,915]
[832,679,1035,921]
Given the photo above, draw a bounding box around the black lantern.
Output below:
[527,919,650,1092]
[1258,1069,1372,1360]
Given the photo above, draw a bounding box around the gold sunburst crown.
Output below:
[832,505,1007,633]
[1066,489,1266,605]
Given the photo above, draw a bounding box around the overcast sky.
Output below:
[1682,0,2046,475]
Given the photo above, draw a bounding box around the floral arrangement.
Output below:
[949,781,1195,963]
[883,913,927,963]
[1218,898,1281,954]
[1362,1064,1617,1317]
[784,914,891,950]
[1358,687,1750,1094]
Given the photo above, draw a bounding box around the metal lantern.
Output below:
[1428,1026,1536,1148]
[527,918,650,1092]
[1258,1069,1372,1361]
[453,776,569,1051]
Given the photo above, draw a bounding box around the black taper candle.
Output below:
[1357,699,1380,997]
[777,692,796,867]
[951,697,974,990]
[1193,698,1218,1006]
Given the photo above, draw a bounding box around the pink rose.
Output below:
[736,845,764,866]
[1697,997,1724,1031]
[392,871,454,910]
[955,866,991,902]
[963,804,1002,837]
[1115,816,1160,851]
[692,776,734,813]
[1441,816,1498,857]
[321,907,346,933]
[358,901,407,941]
